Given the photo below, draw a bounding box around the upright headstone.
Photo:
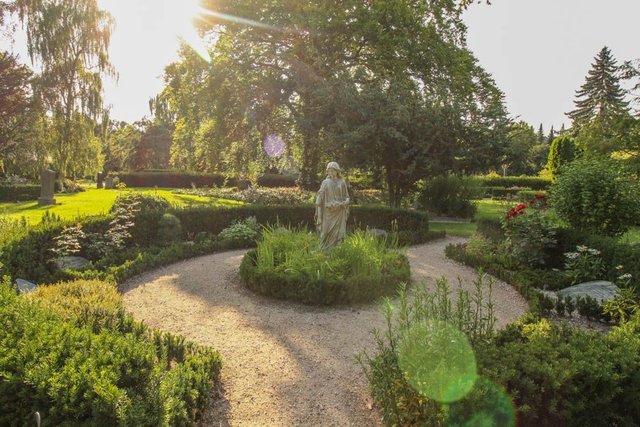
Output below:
[38,169,56,206]
[104,176,114,189]
[97,172,105,189]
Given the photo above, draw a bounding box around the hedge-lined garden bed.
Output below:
[112,171,299,189]
[1,278,221,425]
[240,228,410,305]
[0,200,437,285]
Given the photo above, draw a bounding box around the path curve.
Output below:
[121,237,527,426]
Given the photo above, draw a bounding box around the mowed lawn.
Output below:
[429,199,511,237]
[0,188,243,224]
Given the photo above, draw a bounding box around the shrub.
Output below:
[502,196,557,268]
[112,170,228,188]
[417,175,481,218]
[358,274,497,426]
[360,277,640,427]
[563,245,606,284]
[0,278,222,426]
[240,227,410,304]
[257,173,297,187]
[176,186,313,205]
[550,158,640,236]
[218,216,260,247]
[157,213,183,244]
[0,184,40,202]
[547,135,577,181]
[477,175,551,191]
[111,191,170,246]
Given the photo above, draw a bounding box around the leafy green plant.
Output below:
[218,216,260,246]
[550,158,640,236]
[502,196,557,268]
[50,223,85,258]
[157,213,183,243]
[241,226,409,304]
[417,175,481,218]
[602,287,639,324]
[563,245,606,284]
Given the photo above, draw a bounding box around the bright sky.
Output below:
[2,0,639,132]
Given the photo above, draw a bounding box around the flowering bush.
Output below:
[502,195,557,268]
[563,245,606,285]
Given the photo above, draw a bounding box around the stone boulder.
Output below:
[55,256,91,271]
[555,280,620,304]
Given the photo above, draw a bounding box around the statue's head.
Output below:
[326,161,341,178]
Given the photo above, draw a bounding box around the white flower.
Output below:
[587,248,601,256]
[577,245,588,252]
[564,252,578,259]
[615,265,624,270]
[618,273,632,280]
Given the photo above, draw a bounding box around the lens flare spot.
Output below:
[398,320,477,403]
[264,135,285,158]
[446,377,516,427]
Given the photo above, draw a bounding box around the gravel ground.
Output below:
[121,237,528,426]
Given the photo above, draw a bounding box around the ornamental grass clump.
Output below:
[240,226,410,304]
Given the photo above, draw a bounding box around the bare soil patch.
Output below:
[121,237,527,426]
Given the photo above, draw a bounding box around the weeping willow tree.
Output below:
[15,0,115,180]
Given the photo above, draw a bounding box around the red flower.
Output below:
[517,203,526,210]
[535,194,544,199]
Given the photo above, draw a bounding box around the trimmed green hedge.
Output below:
[478,176,551,190]
[0,205,434,285]
[0,184,40,202]
[257,173,297,187]
[0,278,221,425]
[112,171,229,188]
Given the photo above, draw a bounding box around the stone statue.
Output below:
[315,162,350,249]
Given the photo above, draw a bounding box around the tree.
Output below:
[568,47,629,129]
[621,58,640,116]
[547,125,555,143]
[0,51,32,156]
[15,0,115,180]
[537,124,545,143]
[502,121,538,175]
[547,135,577,181]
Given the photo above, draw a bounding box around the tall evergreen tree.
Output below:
[547,125,555,143]
[537,123,545,143]
[568,46,629,128]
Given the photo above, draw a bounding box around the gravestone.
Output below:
[37,169,56,206]
[104,176,114,189]
[97,172,105,189]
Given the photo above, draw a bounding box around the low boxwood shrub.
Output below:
[0,184,40,202]
[360,275,640,427]
[483,186,531,199]
[0,278,222,426]
[240,227,410,304]
[157,213,183,244]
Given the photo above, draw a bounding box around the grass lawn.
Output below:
[430,199,511,237]
[0,187,243,224]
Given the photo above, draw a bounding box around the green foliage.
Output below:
[218,216,260,247]
[179,186,313,205]
[240,227,410,304]
[547,135,577,180]
[0,184,40,202]
[358,274,496,426]
[157,213,183,244]
[114,170,228,188]
[602,287,639,324]
[0,278,222,425]
[417,175,481,218]
[477,175,551,190]
[551,158,640,236]
[563,245,606,284]
[502,198,557,268]
[51,223,85,258]
[111,191,170,246]
[477,316,640,426]
[257,173,297,187]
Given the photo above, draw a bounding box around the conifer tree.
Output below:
[537,124,545,143]
[568,46,629,128]
[547,125,555,143]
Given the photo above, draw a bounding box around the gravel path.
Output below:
[121,237,528,426]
